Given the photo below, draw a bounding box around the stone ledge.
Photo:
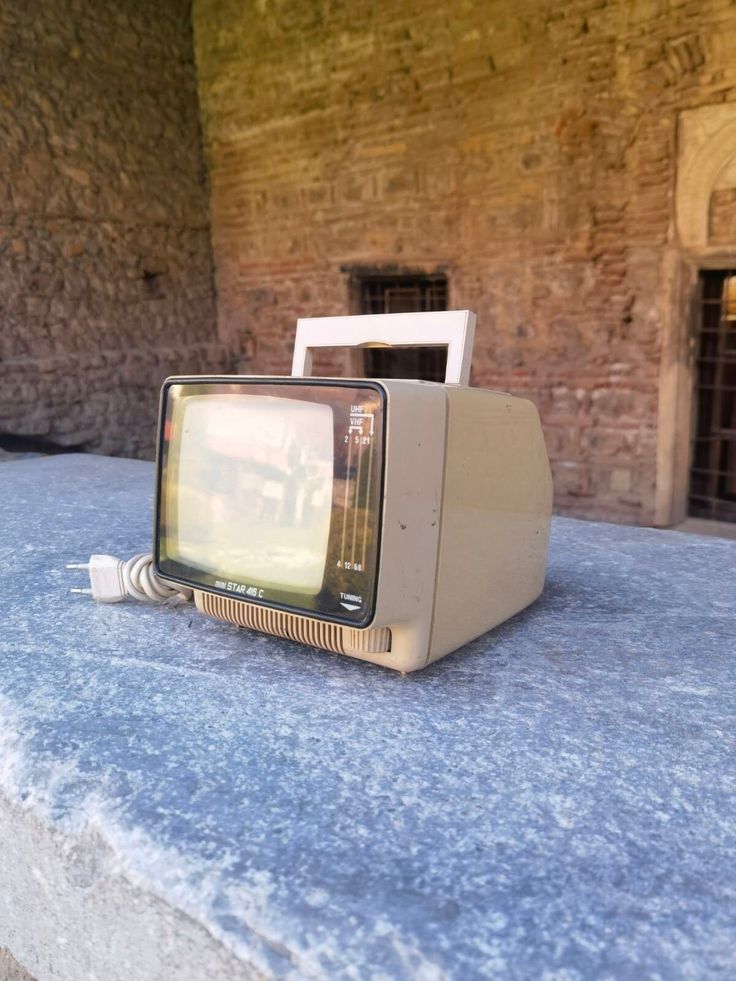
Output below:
[0,946,35,981]
[1,455,735,979]
[0,789,253,981]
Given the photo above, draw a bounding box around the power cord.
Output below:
[66,554,193,605]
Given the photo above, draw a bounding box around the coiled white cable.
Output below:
[67,553,193,605]
[121,553,192,604]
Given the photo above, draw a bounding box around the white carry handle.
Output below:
[291,310,477,386]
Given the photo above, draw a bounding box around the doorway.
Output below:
[688,270,736,522]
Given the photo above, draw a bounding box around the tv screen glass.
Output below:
[173,394,334,593]
[156,380,385,625]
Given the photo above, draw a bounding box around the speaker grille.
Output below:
[197,592,391,657]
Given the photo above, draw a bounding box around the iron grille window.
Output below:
[688,270,736,522]
[358,274,448,382]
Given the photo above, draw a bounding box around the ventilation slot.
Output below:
[342,627,392,655]
[197,592,391,657]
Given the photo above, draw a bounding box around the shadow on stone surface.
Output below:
[0,947,36,981]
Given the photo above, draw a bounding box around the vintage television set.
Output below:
[154,311,552,673]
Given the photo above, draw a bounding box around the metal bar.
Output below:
[707,279,729,514]
[690,467,736,478]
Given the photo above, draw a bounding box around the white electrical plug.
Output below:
[67,554,127,603]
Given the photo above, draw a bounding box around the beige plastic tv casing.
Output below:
[172,311,553,673]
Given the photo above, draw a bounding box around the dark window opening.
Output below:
[356,273,448,382]
[688,270,736,522]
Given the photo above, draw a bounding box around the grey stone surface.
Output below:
[0,454,735,980]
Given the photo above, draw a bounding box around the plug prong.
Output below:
[70,587,93,595]
[66,562,90,570]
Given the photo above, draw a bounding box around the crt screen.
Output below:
[167,394,334,594]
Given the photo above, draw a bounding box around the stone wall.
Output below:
[0,0,227,459]
[194,0,736,523]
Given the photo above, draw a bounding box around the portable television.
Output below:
[153,311,552,673]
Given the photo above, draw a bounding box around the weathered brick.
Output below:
[0,0,227,458]
[193,0,736,524]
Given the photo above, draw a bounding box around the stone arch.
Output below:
[676,106,736,249]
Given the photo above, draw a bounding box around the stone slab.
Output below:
[0,455,735,979]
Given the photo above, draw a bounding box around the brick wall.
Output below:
[0,0,228,458]
[194,0,736,523]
